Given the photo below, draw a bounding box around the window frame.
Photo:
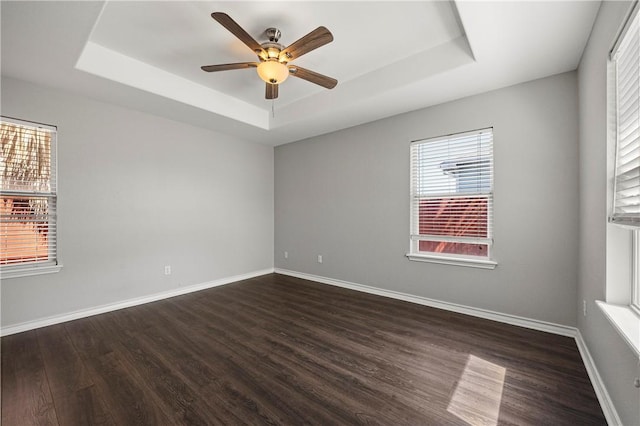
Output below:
[597,1,640,359]
[1,116,62,279]
[406,128,497,269]
[633,230,640,314]
[609,1,640,311]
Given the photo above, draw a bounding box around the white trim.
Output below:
[406,253,497,269]
[610,0,640,60]
[1,264,63,279]
[633,230,640,310]
[596,300,640,358]
[575,330,623,426]
[411,234,492,244]
[0,267,274,336]
[274,268,572,336]
[274,268,621,424]
[410,127,494,145]
[0,115,57,131]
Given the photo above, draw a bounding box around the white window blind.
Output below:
[611,9,640,227]
[0,117,58,270]
[409,128,494,260]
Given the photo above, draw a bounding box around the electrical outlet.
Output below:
[284,251,288,259]
[317,255,323,263]
[164,265,171,275]
[583,300,587,316]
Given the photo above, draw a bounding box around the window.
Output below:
[407,128,496,269]
[598,2,640,359]
[611,5,640,309]
[611,7,640,228]
[0,116,60,278]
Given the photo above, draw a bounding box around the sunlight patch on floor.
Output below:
[446,354,506,426]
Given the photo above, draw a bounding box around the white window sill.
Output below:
[406,253,497,269]
[1,264,63,279]
[596,300,640,358]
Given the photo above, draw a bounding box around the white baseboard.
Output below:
[275,268,621,426]
[575,330,622,426]
[0,267,275,337]
[275,268,577,337]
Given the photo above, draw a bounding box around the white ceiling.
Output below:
[1,1,600,146]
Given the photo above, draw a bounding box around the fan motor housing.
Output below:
[261,41,285,60]
[265,27,281,42]
[261,28,286,62]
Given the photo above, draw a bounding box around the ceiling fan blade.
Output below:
[211,12,265,56]
[279,27,333,62]
[288,66,337,89]
[201,62,258,72]
[266,83,279,100]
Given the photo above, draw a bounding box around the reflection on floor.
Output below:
[447,354,506,426]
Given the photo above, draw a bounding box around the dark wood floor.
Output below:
[2,273,605,425]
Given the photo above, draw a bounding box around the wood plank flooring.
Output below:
[2,273,606,425]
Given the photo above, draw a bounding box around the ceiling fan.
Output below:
[201,12,338,100]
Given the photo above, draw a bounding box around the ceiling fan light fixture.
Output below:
[203,13,337,99]
[257,60,289,84]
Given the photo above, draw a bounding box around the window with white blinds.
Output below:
[611,9,640,227]
[408,128,494,266]
[0,117,58,274]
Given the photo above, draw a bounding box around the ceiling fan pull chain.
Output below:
[272,99,275,118]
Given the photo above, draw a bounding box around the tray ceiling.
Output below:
[1,1,600,145]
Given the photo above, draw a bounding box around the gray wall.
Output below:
[275,71,579,326]
[1,77,274,327]
[578,1,640,424]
